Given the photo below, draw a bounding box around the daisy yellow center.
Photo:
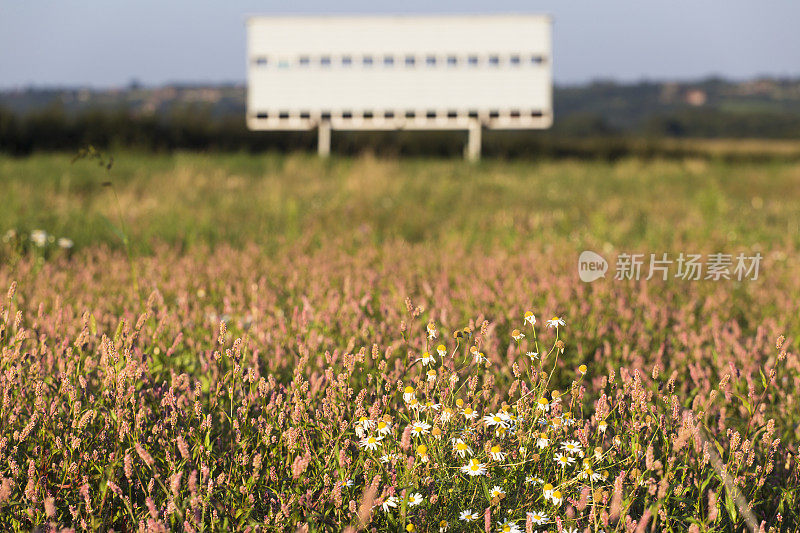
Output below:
[378,421,386,429]
[552,490,561,498]
[538,398,548,405]
[493,416,502,422]
[456,442,467,450]
[543,483,553,491]
[368,437,376,443]
[464,408,473,415]
[417,445,427,455]
[404,386,414,394]
[491,445,501,453]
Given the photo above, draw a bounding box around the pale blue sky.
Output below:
[1,1,799,88]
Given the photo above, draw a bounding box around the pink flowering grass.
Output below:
[0,240,798,531]
[0,154,798,531]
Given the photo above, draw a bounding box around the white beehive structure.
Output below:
[246,14,552,159]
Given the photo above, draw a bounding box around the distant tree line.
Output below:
[1,103,799,159]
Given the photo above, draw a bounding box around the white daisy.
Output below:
[355,417,373,438]
[382,495,398,512]
[403,386,416,403]
[542,483,554,499]
[409,421,431,437]
[524,311,536,325]
[462,407,478,420]
[436,344,447,357]
[554,453,575,468]
[598,420,608,433]
[452,438,473,458]
[483,412,510,428]
[527,351,539,360]
[461,459,487,476]
[356,416,374,431]
[424,401,441,411]
[460,509,479,522]
[511,329,525,341]
[536,435,550,449]
[30,230,47,247]
[427,323,438,339]
[359,435,383,451]
[536,398,550,412]
[489,445,505,461]
[407,492,424,507]
[561,440,584,457]
[550,489,563,506]
[546,317,565,328]
[496,520,521,533]
[376,420,392,435]
[440,408,454,423]
[527,511,549,525]
[488,485,505,499]
[493,426,509,439]
[579,465,602,482]
[418,351,436,366]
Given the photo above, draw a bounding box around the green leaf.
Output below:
[724,493,738,523]
[481,478,491,501]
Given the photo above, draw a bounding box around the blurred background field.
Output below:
[2,151,799,252]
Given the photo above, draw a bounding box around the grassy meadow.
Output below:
[1,151,799,532]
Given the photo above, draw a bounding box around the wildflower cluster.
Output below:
[0,276,797,531]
